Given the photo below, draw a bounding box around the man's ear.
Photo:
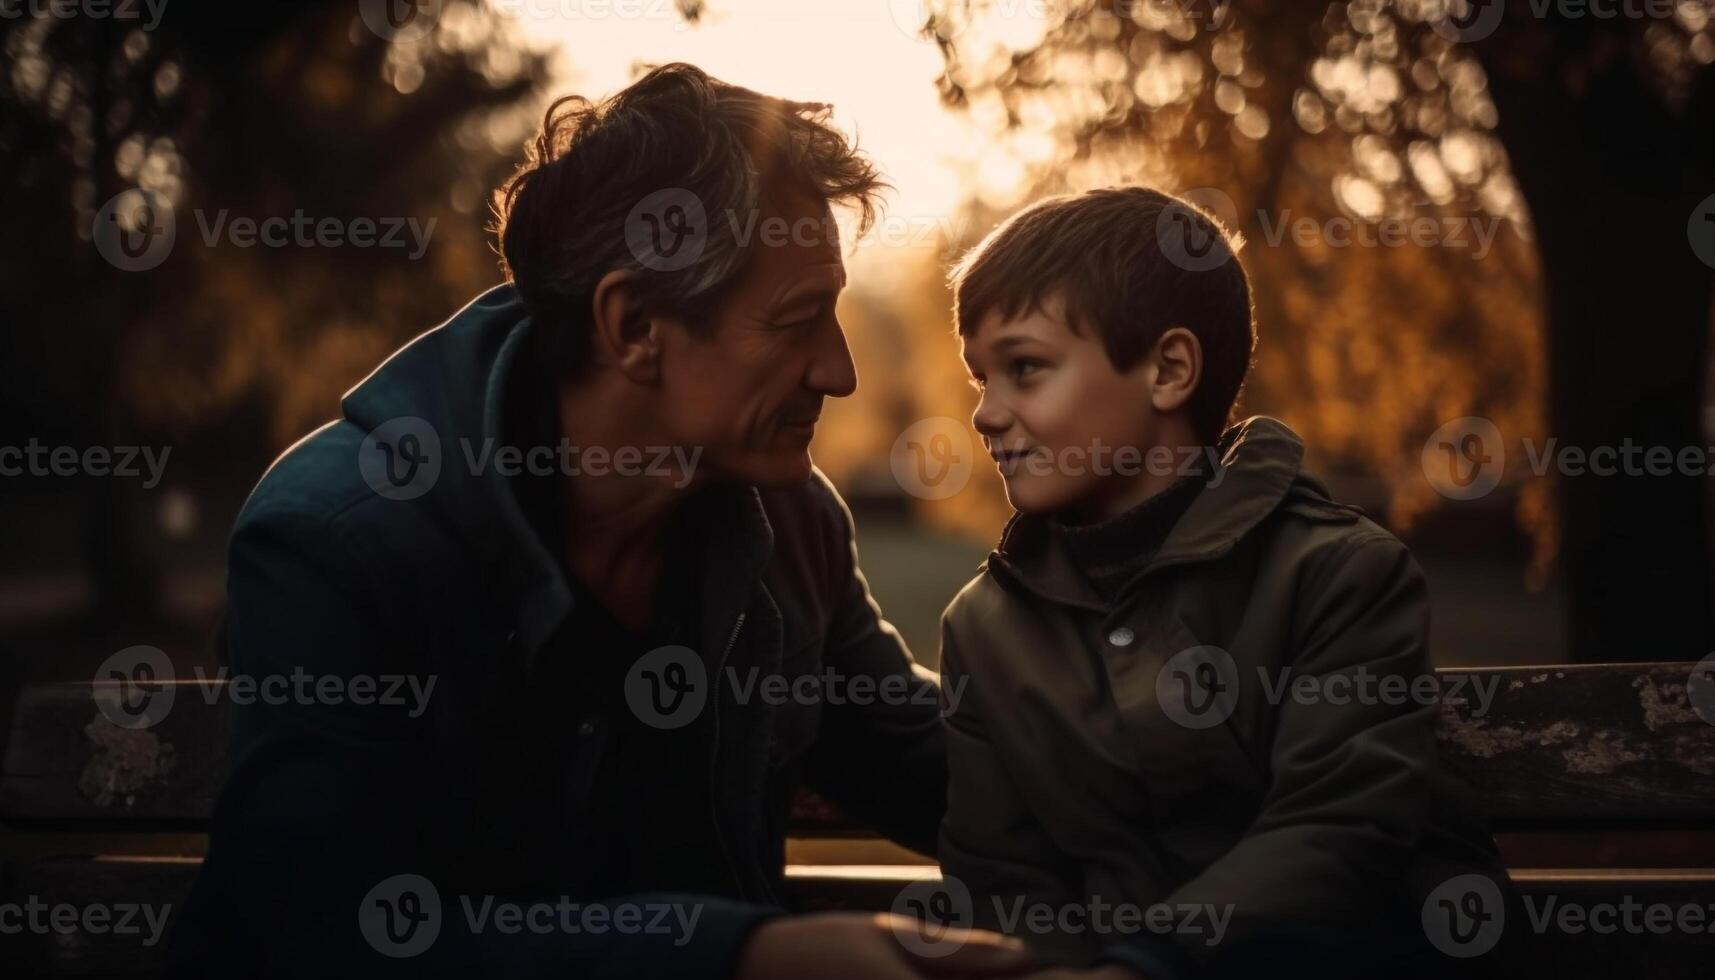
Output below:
[590,269,662,383]
[1150,326,1202,413]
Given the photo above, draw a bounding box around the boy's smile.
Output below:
[961,290,1205,521]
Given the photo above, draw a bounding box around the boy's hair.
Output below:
[492,62,885,380]
[949,186,1255,444]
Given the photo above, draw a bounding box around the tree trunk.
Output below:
[1477,31,1715,662]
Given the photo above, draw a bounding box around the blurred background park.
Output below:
[2,0,1714,694]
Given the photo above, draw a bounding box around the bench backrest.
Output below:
[3,663,1712,830]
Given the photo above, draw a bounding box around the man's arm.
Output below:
[801,478,947,858]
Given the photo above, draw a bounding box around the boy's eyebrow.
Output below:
[968,335,1039,364]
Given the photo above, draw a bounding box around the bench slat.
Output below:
[5,664,1712,827]
[1438,663,1715,824]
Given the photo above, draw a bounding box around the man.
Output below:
[171,63,1027,979]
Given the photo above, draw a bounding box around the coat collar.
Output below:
[341,284,775,671]
[987,416,1313,610]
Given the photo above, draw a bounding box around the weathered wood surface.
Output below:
[1437,663,1715,824]
[0,682,231,824]
[4,664,1712,828]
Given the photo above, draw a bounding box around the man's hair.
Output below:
[493,63,885,378]
[949,186,1255,444]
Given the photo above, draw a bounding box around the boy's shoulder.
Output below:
[941,473,1422,653]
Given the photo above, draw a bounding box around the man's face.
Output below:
[656,187,855,487]
[961,292,1166,517]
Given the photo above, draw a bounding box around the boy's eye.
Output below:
[1010,358,1044,381]
[967,375,986,392]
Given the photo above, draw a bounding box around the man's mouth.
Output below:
[781,412,821,435]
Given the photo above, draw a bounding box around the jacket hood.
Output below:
[990,416,1362,610]
[338,283,778,667]
[340,283,576,656]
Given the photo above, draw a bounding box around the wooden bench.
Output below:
[3,664,1712,976]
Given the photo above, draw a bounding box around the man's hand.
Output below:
[735,912,1034,979]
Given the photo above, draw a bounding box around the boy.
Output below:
[936,188,1506,979]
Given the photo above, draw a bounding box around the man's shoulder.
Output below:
[233,420,453,569]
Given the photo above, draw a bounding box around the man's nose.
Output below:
[806,320,858,398]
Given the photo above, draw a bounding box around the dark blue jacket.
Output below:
[171,284,947,978]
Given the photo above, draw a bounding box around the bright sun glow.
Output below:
[504,0,980,273]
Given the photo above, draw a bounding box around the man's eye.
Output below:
[781,304,829,328]
[1011,359,1043,380]
[968,376,986,392]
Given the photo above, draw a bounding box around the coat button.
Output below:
[578,719,597,737]
[1107,626,1136,647]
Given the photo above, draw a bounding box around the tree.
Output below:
[0,0,548,626]
[916,0,1714,661]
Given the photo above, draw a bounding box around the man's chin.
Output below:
[740,448,816,488]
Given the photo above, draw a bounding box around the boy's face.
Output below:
[961,292,1197,520]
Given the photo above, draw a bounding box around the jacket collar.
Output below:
[988,416,1310,610]
[341,283,774,670]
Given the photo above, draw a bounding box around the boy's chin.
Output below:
[1001,474,1088,515]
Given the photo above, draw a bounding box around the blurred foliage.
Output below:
[0,0,549,617]
[865,0,1713,581]
[1,0,549,448]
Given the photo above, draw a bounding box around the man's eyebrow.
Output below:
[768,271,845,315]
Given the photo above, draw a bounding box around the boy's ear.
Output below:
[1150,326,1202,414]
[590,268,663,383]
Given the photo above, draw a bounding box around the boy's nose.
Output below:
[971,392,1011,439]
